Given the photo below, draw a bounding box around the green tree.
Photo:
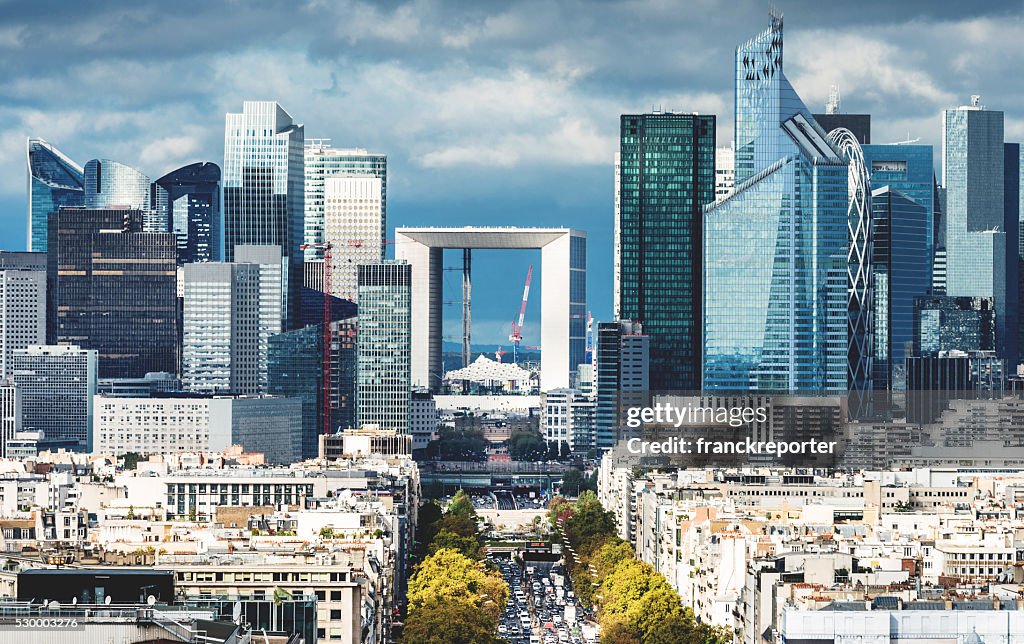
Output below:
[448,489,476,517]
[407,548,508,622]
[428,530,481,560]
[121,452,144,470]
[402,597,506,644]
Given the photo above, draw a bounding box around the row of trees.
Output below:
[550,492,730,644]
[402,490,509,643]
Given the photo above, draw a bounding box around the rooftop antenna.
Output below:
[826,85,840,115]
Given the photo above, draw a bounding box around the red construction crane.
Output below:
[301,242,333,437]
[508,265,533,363]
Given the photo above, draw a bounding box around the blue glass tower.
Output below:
[870,187,930,391]
[703,13,849,394]
[862,144,935,267]
[943,100,1016,366]
[26,138,84,253]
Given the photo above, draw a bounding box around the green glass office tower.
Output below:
[616,113,715,392]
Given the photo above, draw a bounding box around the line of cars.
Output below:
[491,556,535,644]
[525,562,590,644]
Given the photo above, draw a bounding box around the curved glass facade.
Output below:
[703,14,849,394]
[26,138,84,253]
[84,158,151,212]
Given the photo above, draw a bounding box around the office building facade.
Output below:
[94,394,302,464]
[703,14,849,395]
[49,208,178,378]
[871,187,930,392]
[0,382,20,458]
[616,112,715,392]
[594,320,649,450]
[914,296,996,357]
[813,113,871,145]
[304,141,387,261]
[223,101,304,327]
[152,162,221,264]
[0,263,46,379]
[862,143,936,264]
[324,175,384,302]
[26,138,84,253]
[182,246,284,394]
[11,345,97,451]
[356,262,411,432]
[268,324,322,460]
[542,388,595,455]
[714,146,735,203]
[943,99,1017,366]
[83,159,153,226]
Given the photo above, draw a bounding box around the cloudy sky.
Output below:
[2,0,1022,345]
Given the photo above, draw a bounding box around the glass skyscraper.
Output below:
[268,324,322,460]
[304,141,387,261]
[616,113,715,392]
[862,144,936,268]
[223,101,304,328]
[26,138,84,253]
[49,208,178,378]
[356,261,411,432]
[943,99,1017,366]
[703,13,849,394]
[153,162,221,264]
[870,187,930,392]
[84,158,151,212]
[181,245,284,394]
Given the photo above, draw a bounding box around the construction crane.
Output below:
[508,265,533,363]
[495,346,506,362]
[300,241,334,437]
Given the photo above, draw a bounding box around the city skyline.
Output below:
[2,1,1023,341]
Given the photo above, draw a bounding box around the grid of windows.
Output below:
[703,16,848,395]
[304,143,387,262]
[617,113,715,392]
[356,262,411,432]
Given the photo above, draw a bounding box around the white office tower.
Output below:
[182,245,284,394]
[714,145,735,202]
[541,388,595,455]
[0,263,46,378]
[408,390,439,450]
[0,381,20,457]
[324,175,384,302]
[304,141,387,261]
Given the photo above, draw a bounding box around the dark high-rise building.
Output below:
[616,112,715,392]
[330,319,358,433]
[914,295,995,357]
[813,113,871,144]
[49,208,178,378]
[153,162,221,264]
[26,138,84,253]
[1007,143,1024,364]
[223,101,304,329]
[906,351,1004,425]
[268,325,322,460]
[594,320,649,450]
[871,187,931,392]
